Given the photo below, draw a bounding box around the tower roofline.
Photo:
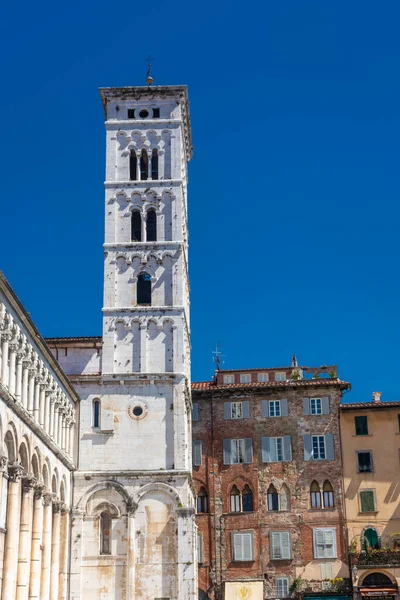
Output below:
[99,85,193,160]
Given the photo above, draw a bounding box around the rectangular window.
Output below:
[355,415,368,435]
[276,578,289,598]
[240,374,251,383]
[232,532,253,561]
[192,440,202,466]
[230,493,241,512]
[223,374,234,384]
[275,372,286,382]
[262,436,292,462]
[358,451,373,473]
[192,403,199,421]
[231,402,243,419]
[153,108,160,118]
[310,398,322,415]
[271,531,291,559]
[360,490,376,512]
[127,109,135,119]
[258,372,268,382]
[313,528,337,558]
[224,439,253,464]
[232,439,245,463]
[269,400,281,417]
[197,534,203,563]
[312,435,326,459]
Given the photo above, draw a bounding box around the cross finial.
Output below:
[212,342,225,371]
[145,57,154,86]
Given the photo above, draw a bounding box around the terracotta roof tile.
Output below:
[341,401,400,409]
[191,378,349,391]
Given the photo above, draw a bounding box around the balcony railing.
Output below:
[352,550,400,566]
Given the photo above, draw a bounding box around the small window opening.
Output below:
[242,485,253,512]
[129,150,137,181]
[131,211,142,242]
[358,451,373,473]
[137,273,152,306]
[100,512,112,555]
[310,480,321,508]
[267,484,279,511]
[153,108,160,118]
[197,487,208,513]
[93,400,100,429]
[355,415,368,436]
[151,149,159,180]
[323,480,334,508]
[230,485,241,512]
[127,109,135,119]
[146,209,157,242]
[133,406,143,417]
[139,109,149,119]
[140,149,148,181]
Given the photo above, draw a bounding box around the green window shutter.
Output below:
[361,491,375,512]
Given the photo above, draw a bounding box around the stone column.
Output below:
[1,464,23,600]
[40,493,53,600]
[136,153,141,182]
[8,344,17,395]
[39,385,46,428]
[21,362,30,409]
[0,335,10,387]
[58,504,69,600]
[49,398,56,438]
[69,422,75,460]
[148,150,152,180]
[140,323,147,372]
[0,457,9,598]
[15,354,23,401]
[158,148,165,180]
[126,507,136,600]
[49,501,61,600]
[16,476,35,600]
[58,411,64,447]
[44,393,52,434]
[28,484,45,600]
[141,210,146,242]
[53,404,59,444]
[27,369,36,415]
[33,377,41,423]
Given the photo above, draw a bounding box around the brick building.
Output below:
[192,363,352,600]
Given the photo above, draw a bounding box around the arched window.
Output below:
[140,149,148,181]
[137,273,151,305]
[362,573,392,587]
[267,484,279,511]
[280,484,290,511]
[323,480,334,508]
[131,211,142,242]
[129,150,137,181]
[364,528,380,550]
[230,485,241,512]
[100,511,112,554]
[242,485,253,512]
[310,481,321,508]
[151,149,159,180]
[146,209,157,242]
[93,399,100,429]
[197,487,208,513]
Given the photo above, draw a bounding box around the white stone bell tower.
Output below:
[69,85,197,600]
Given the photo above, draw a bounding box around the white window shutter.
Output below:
[243,533,252,560]
[244,438,253,464]
[303,434,312,461]
[262,437,271,463]
[271,532,280,558]
[325,529,336,558]
[262,400,269,417]
[242,401,250,418]
[281,532,290,559]
[270,439,278,462]
[233,533,243,561]
[281,398,288,417]
[314,529,325,558]
[303,398,310,415]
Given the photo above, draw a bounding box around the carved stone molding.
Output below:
[42,493,55,507]
[22,475,37,493]
[8,463,24,483]
[34,483,45,500]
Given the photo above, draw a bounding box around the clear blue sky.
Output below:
[1,1,400,401]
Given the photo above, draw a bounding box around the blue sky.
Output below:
[1,1,400,400]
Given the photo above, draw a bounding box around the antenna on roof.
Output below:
[212,342,225,371]
[145,56,154,86]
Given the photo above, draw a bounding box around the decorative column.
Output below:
[53,403,59,443]
[0,457,9,598]
[33,377,41,423]
[8,343,17,395]
[126,506,136,600]
[21,361,30,409]
[1,463,23,600]
[58,410,64,447]
[15,353,23,401]
[27,368,36,415]
[139,323,147,372]
[136,153,141,182]
[0,335,10,387]
[39,384,47,428]
[49,397,56,438]
[40,493,53,600]
[148,150,152,180]
[28,484,45,600]
[141,210,146,242]
[44,392,52,434]
[16,476,35,600]
[58,504,69,600]
[158,148,165,180]
[49,501,61,600]
[69,421,75,460]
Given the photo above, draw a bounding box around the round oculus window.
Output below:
[127,401,148,421]
[139,109,149,119]
[133,406,143,417]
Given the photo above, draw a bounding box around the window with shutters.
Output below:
[258,372,268,382]
[357,451,373,473]
[267,484,279,511]
[321,563,333,588]
[240,374,251,383]
[232,439,245,463]
[197,487,208,513]
[303,397,330,415]
[313,528,337,558]
[270,531,291,559]
[276,578,289,598]
[224,438,253,464]
[223,375,234,384]
[197,533,203,562]
[269,400,281,417]
[232,532,253,561]
[275,372,286,382]
[304,433,334,461]
[360,490,376,512]
[323,480,334,508]
[312,435,326,459]
[192,403,199,421]
[231,402,243,419]
[310,481,321,508]
[230,486,241,512]
[262,436,292,462]
[355,415,368,435]
[310,397,322,414]
[192,440,202,466]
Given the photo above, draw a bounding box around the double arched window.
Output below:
[267,484,290,511]
[131,210,157,242]
[229,484,253,513]
[197,487,208,513]
[310,480,334,509]
[137,273,152,306]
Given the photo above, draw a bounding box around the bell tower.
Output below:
[70,84,196,600]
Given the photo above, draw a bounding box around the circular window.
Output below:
[139,109,149,119]
[127,401,148,421]
[133,406,143,417]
